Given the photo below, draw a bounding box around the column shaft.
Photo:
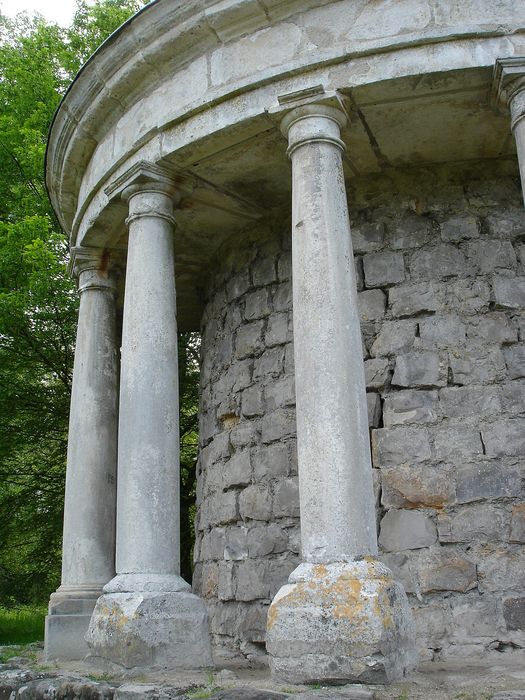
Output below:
[510,88,525,201]
[45,256,118,660]
[116,189,180,578]
[288,107,377,562]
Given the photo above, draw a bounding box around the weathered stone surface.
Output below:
[372,426,431,466]
[378,509,437,552]
[86,591,213,669]
[261,408,296,443]
[477,549,525,593]
[383,390,439,425]
[468,313,517,344]
[236,321,264,359]
[504,345,525,379]
[363,251,405,287]
[439,385,501,418]
[466,239,517,273]
[266,561,415,684]
[510,504,525,543]
[390,214,433,249]
[351,221,385,254]
[371,321,416,357]
[272,478,299,518]
[222,451,251,490]
[449,344,507,385]
[493,276,525,309]
[293,689,375,700]
[481,419,525,457]
[253,443,289,481]
[433,425,483,461]
[392,352,446,388]
[419,315,466,349]
[239,484,272,521]
[367,393,382,428]
[358,289,386,321]
[437,504,509,543]
[440,214,479,241]
[381,464,455,509]
[410,245,466,279]
[503,598,525,631]
[264,376,295,411]
[245,288,271,320]
[265,313,290,347]
[418,552,477,593]
[389,282,439,318]
[456,462,522,504]
[364,357,391,390]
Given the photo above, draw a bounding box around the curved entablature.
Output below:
[46,0,525,329]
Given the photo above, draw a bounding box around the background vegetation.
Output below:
[0,0,200,630]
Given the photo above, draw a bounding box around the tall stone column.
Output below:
[494,58,525,203]
[45,248,118,661]
[266,103,415,684]
[87,163,212,670]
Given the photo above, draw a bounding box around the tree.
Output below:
[0,0,204,607]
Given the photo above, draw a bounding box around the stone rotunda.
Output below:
[44,0,525,684]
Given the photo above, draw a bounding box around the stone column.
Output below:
[266,102,415,684]
[87,163,212,670]
[45,248,118,661]
[494,58,525,203]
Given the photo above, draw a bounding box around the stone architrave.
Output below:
[266,100,416,684]
[44,248,119,660]
[494,57,525,203]
[86,163,213,670]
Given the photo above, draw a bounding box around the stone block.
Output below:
[261,407,296,443]
[437,504,509,543]
[196,561,219,598]
[367,392,382,428]
[284,342,295,374]
[418,315,466,349]
[199,528,226,560]
[223,526,249,561]
[410,244,467,280]
[351,221,385,253]
[278,252,292,281]
[272,477,300,518]
[445,278,491,315]
[378,509,437,552]
[364,357,391,390]
[485,207,525,238]
[392,352,446,388]
[254,347,284,380]
[226,269,251,301]
[440,214,479,241]
[358,289,386,321]
[264,375,295,411]
[200,432,231,467]
[439,385,501,418]
[418,551,477,593]
[218,561,236,600]
[481,419,525,457]
[503,598,525,631]
[456,462,522,504]
[265,312,290,347]
[449,344,506,385]
[251,257,277,287]
[466,240,517,273]
[236,321,264,359]
[504,345,525,379]
[239,483,272,521]
[354,257,364,291]
[363,251,405,287]
[413,601,450,649]
[449,598,500,642]
[236,602,269,644]
[510,504,525,543]
[204,490,238,526]
[389,214,433,249]
[247,523,288,557]
[371,320,416,357]
[502,380,525,414]
[389,281,439,318]
[379,552,418,594]
[381,464,455,509]
[372,426,431,467]
[433,425,483,461]
[383,389,439,425]
[493,276,525,309]
[222,451,252,490]
[478,549,525,593]
[468,313,517,344]
[230,420,259,449]
[253,442,289,481]
[273,282,292,312]
[241,384,264,417]
[245,288,271,320]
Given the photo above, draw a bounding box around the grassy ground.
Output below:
[0,605,46,645]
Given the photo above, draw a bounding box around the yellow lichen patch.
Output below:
[267,602,278,631]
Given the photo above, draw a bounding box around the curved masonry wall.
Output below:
[194,162,525,666]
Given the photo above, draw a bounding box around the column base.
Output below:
[86,575,213,670]
[44,585,103,660]
[266,559,416,685]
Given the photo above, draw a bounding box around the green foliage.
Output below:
[0,606,46,645]
[0,0,157,606]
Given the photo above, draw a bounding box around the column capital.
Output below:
[493,57,525,130]
[69,246,120,293]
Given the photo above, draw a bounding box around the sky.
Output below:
[1,0,77,26]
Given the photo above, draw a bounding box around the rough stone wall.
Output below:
[194,163,525,666]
